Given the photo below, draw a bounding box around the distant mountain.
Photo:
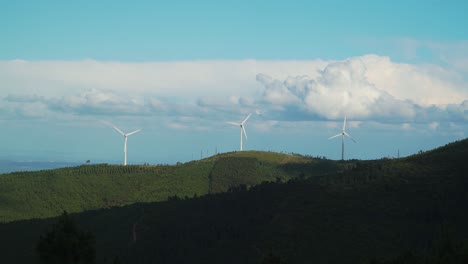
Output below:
[0,139,467,264]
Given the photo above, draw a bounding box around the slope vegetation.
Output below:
[0,151,341,222]
[0,139,466,264]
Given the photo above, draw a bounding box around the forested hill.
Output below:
[0,150,342,223]
[0,139,467,264]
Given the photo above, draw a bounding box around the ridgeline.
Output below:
[0,151,338,223]
[0,139,467,263]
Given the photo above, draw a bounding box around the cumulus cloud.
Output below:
[256,55,468,123]
[363,55,466,106]
[257,74,302,105]
[257,58,416,120]
[1,55,467,128]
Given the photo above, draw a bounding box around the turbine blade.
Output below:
[328,133,342,140]
[241,113,252,125]
[113,126,125,136]
[226,122,240,126]
[127,129,142,136]
[242,126,248,140]
[344,132,356,143]
[342,116,347,131]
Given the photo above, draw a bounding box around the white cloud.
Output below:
[0,59,324,98]
[252,120,279,132]
[401,123,412,130]
[429,122,439,130]
[167,122,188,130]
[256,55,468,123]
[257,74,302,105]
[1,55,467,127]
[347,121,363,129]
[363,54,466,106]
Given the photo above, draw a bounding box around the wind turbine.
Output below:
[113,126,142,165]
[227,113,252,151]
[328,116,356,160]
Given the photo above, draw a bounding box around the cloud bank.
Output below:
[1,55,467,127]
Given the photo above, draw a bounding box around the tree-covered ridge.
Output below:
[204,150,313,164]
[2,138,466,223]
[0,138,467,263]
[0,151,328,223]
[0,162,213,222]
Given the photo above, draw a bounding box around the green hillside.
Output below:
[0,139,466,263]
[0,151,342,223]
[0,162,209,222]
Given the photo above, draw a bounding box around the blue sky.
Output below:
[1,1,467,165]
[2,1,467,61]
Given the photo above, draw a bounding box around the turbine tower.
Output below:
[227,113,252,151]
[113,126,142,165]
[328,116,356,160]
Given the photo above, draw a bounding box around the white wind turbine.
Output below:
[328,116,356,160]
[113,126,142,165]
[227,113,252,151]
